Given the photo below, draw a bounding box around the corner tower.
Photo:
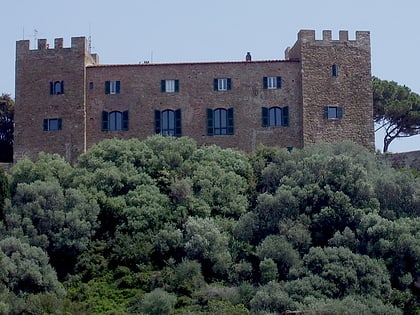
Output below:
[14,37,98,162]
[287,30,374,149]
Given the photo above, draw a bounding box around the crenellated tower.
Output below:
[14,37,98,162]
[286,30,374,149]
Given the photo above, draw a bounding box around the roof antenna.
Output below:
[88,23,93,53]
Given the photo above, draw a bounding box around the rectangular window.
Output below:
[262,106,289,127]
[105,80,121,94]
[101,110,129,131]
[49,81,64,95]
[214,78,232,91]
[332,64,339,77]
[323,106,343,119]
[207,108,234,136]
[43,118,62,131]
[263,76,281,89]
[161,79,179,93]
[154,109,182,137]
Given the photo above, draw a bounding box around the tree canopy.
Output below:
[0,136,418,314]
[373,76,420,152]
[0,93,14,162]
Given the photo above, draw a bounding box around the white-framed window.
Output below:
[263,76,281,89]
[214,78,232,91]
[105,80,121,94]
[161,79,179,93]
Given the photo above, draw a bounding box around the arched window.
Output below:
[101,110,129,131]
[109,111,122,130]
[154,109,182,136]
[206,108,234,135]
[50,81,64,95]
[262,106,289,127]
[162,110,175,136]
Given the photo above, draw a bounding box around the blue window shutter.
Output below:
[57,118,62,130]
[102,111,109,131]
[276,77,282,89]
[50,82,54,95]
[105,81,110,94]
[154,110,161,134]
[227,108,234,135]
[175,109,182,137]
[214,79,218,91]
[227,78,232,90]
[61,81,64,94]
[263,77,268,89]
[116,81,121,94]
[175,80,179,92]
[323,106,329,119]
[282,106,289,126]
[207,108,214,136]
[122,110,129,130]
[262,107,269,127]
[161,80,166,92]
[43,119,48,131]
[337,106,343,119]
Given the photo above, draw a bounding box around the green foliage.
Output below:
[373,76,420,152]
[0,236,64,296]
[131,288,177,315]
[1,138,419,313]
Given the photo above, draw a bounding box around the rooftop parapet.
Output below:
[297,29,370,46]
[16,36,88,53]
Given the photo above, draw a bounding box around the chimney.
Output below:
[246,52,252,62]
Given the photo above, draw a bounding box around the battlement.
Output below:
[297,29,370,46]
[16,36,88,53]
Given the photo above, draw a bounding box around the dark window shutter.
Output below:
[105,81,110,94]
[337,106,343,119]
[175,109,182,137]
[102,111,109,131]
[263,77,268,89]
[43,119,48,131]
[323,106,329,119]
[50,82,54,95]
[262,107,269,127]
[227,78,232,90]
[57,118,62,130]
[116,81,121,94]
[207,108,214,136]
[154,110,161,134]
[332,64,339,77]
[175,80,179,92]
[282,106,289,126]
[214,79,218,91]
[122,110,129,130]
[276,77,282,89]
[61,81,64,94]
[161,80,166,92]
[227,108,234,135]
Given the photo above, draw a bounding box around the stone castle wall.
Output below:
[14,30,374,163]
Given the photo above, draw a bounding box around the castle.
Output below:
[14,30,374,163]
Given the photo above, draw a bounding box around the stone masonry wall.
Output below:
[86,60,303,152]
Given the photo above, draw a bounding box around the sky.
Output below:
[1,0,419,152]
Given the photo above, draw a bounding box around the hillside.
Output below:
[0,136,418,314]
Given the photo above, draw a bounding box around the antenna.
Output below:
[88,23,93,53]
[33,29,38,48]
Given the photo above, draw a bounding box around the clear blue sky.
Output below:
[2,0,419,152]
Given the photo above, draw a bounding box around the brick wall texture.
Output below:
[14,30,374,163]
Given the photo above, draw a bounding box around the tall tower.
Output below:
[286,30,374,149]
[14,37,98,162]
